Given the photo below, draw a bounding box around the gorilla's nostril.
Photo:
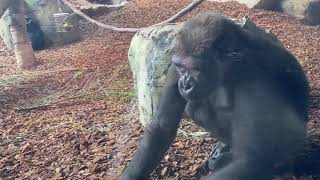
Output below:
[184,77,194,90]
[185,82,192,90]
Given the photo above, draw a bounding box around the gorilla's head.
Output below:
[173,12,244,101]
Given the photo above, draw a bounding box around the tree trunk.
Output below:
[9,0,36,70]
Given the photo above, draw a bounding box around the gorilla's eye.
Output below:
[177,67,186,74]
[174,64,187,74]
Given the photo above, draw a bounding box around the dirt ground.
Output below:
[0,0,319,179]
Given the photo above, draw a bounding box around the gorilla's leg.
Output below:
[201,83,306,180]
[210,141,230,159]
[208,152,233,172]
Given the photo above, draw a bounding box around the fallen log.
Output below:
[78,2,127,17]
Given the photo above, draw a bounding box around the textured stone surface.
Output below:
[208,0,279,10]
[0,0,81,50]
[305,0,320,25]
[282,0,320,25]
[128,24,180,125]
[0,10,13,49]
[0,0,10,17]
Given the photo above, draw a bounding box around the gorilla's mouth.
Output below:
[178,77,213,101]
[179,86,211,102]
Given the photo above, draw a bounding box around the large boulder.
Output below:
[128,24,180,126]
[208,0,280,10]
[0,0,10,17]
[0,0,81,50]
[128,17,282,126]
[282,0,320,25]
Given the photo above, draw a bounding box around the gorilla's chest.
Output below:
[185,99,231,125]
[184,88,233,141]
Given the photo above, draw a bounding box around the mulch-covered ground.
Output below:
[0,0,319,179]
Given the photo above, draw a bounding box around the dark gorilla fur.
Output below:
[122,12,309,180]
[26,16,45,51]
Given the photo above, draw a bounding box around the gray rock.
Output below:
[128,24,180,126]
[128,18,282,126]
[208,0,280,10]
[305,0,320,25]
[0,0,10,18]
[0,10,13,49]
[0,0,81,50]
[282,0,320,26]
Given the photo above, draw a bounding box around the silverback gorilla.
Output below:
[123,12,309,180]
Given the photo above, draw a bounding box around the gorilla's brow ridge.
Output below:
[175,12,238,57]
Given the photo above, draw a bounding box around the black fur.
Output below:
[26,16,45,51]
[123,12,309,180]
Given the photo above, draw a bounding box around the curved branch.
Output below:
[60,0,205,32]
[60,0,141,32]
[153,0,205,26]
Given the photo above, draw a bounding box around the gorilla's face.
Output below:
[172,54,218,101]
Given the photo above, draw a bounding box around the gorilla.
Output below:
[26,16,45,51]
[123,12,309,180]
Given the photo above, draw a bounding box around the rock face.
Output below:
[0,0,10,17]
[128,24,180,126]
[0,0,81,50]
[305,0,320,25]
[208,0,280,10]
[282,0,320,25]
[209,0,320,25]
[128,18,282,126]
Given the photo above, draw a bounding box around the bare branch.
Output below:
[60,0,205,32]
[60,0,141,32]
[78,2,128,17]
[154,0,205,26]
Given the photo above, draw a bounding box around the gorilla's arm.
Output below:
[201,81,306,180]
[123,65,187,180]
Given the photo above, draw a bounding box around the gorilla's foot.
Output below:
[199,141,231,174]
[207,152,232,171]
[209,141,229,158]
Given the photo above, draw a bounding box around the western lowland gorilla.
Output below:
[25,16,45,51]
[123,12,310,180]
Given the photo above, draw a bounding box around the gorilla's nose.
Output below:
[184,76,194,92]
[184,78,192,89]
